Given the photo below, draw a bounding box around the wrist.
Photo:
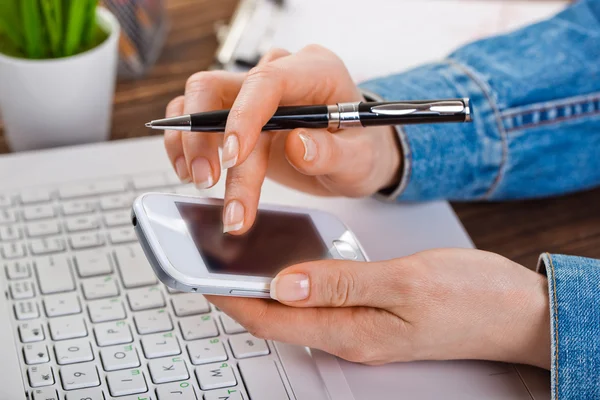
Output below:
[379,126,403,192]
[498,273,551,369]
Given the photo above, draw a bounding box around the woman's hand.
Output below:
[164,45,401,233]
[207,249,551,369]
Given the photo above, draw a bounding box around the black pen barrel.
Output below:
[189,105,329,132]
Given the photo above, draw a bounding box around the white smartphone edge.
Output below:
[131,193,369,298]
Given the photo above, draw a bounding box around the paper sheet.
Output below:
[238,0,568,81]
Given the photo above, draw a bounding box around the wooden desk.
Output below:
[1,0,598,269]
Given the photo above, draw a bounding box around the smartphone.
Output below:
[131,193,368,298]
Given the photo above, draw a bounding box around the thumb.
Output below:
[269,259,399,308]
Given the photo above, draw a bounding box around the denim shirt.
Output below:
[359,1,600,398]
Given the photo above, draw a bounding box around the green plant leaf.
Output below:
[40,0,63,57]
[63,0,87,56]
[82,0,97,47]
[0,0,24,52]
[21,0,45,58]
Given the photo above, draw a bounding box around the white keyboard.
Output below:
[0,172,292,400]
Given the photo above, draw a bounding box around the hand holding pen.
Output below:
[162,45,471,234]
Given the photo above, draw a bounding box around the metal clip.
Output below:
[371,100,466,116]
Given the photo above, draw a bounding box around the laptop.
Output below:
[0,136,550,399]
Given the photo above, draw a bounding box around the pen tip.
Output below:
[145,122,152,128]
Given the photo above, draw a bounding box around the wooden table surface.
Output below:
[1,0,598,269]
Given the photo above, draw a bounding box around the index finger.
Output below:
[221,45,351,169]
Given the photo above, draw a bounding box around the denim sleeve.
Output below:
[359,0,600,201]
[537,254,600,400]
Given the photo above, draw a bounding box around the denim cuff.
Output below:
[537,253,600,400]
[358,61,505,201]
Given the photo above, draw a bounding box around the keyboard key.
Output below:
[133,173,168,190]
[134,309,172,335]
[128,286,165,311]
[35,255,75,294]
[107,368,147,397]
[69,232,105,250]
[1,242,26,259]
[141,332,181,359]
[88,298,126,323]
[100,193,133,211]
[195,362,236,390]
[19,322,45,343]
[109,227,138,244]
[28,365,55,387]
[15,300,40,320]
[5,260,31,279]
[204,389,243,400]
[55,339,94,365]
[114,245,158,288]
[22,204,55,221]
[179,315,218,341]
[61,199,97,216]
[44,293,81,317]
[65,215,100,232]
[156,381,198,400]
[187,338,227,365]
[65,388,105,400]
[238,358,289,400]
[220,315,246,334]
[49,316,87,340]
[20,190,52,205]
[95,320,133,347]
[0,208,18,224]
[229,333,269,359]
[172,294,210,317]
[149,356,189,384]
[82,276,119,300]
[60,363,100,390]
[59,179,127,199]
[101,344,140,371]
[23,343,50,364]
[0,225,21,241]
[26,221,61,238]
[10,280,35,299]
[30,237,66,255]
[104,210,131,227]
[32,387,59,400]
[0,193,13,208]
[74,249,113,277]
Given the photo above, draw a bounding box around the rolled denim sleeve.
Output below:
[537,254,600,400]
[359,0,600,201]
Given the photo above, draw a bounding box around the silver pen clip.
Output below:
[371,100,466,116]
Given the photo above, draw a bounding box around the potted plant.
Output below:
[0,1,120,152]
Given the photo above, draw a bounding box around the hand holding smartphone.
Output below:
[132,194,367,298]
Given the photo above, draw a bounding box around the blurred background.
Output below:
[0,0,568,154]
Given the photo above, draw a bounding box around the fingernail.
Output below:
[223,200,244,233]
[298,132,316,162]
[175,157,191,183]
[221,134,239,170]
[191,157,214,189]
[270,273,310,302]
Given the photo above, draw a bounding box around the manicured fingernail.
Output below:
[270,273,310,302]
[191,157,213,189]
[175,157,191,183]
[223,200,244,233]
[298,132,316,162]
[221,134,239,170]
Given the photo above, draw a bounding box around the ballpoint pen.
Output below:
[145,98,472,132]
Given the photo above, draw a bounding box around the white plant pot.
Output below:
[0,7,120,152]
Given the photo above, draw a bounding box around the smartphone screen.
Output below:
[176,202,330,277]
